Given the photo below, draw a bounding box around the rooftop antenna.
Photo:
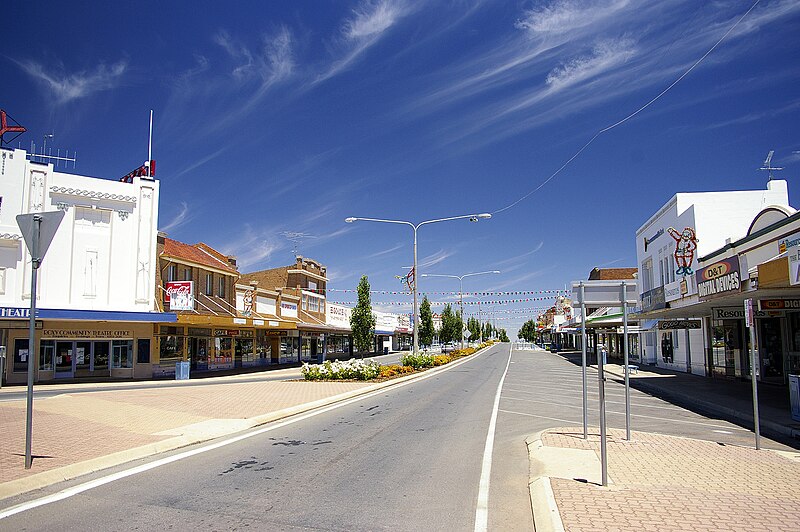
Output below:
[26,132,77,169]
[281,231,315,256]
[147,109,154,176]
[760,150,783,181]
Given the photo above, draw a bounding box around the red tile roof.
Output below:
[162,238,239,274]
[588,267,638,280]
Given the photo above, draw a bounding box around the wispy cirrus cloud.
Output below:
[160,201,192,234]
[515,0,630,35]
[365,243,405,259]
[221,224,285,270]
[14,59,127,104]
[419,249,454,268]
[315,0,411,84]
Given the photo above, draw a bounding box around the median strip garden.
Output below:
[300,341,498,381]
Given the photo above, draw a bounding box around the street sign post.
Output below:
[744,298,761,450]
[17,211,65,469]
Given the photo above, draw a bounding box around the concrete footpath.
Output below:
[528,350,800,531]
[0,366,411,500]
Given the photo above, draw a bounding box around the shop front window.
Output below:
[236,338,255,367]
[40,340,55,371]
[112,340,133,368]
[212,337,233,368]
[13,338,29,373]
[256,330,272,364]
[280,338,297,363]
[301,337,312,362]
[159,335,184,364]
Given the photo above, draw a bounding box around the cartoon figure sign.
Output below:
[668,227,698,276]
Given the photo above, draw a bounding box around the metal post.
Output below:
[598,305,608,486]
[749,323,761,450]
[412,227,419,355]
[580,282,588,439]
[622,282,631,441]
[25,215,41,470]
[685,318,692,374]
[459,277,464,350]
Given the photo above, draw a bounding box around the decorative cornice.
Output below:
[50,186,137,204]
[0,233,22,240]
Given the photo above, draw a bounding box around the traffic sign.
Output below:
[16,211,65,263]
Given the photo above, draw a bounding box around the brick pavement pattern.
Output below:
[0,380,370,485]
[542,427,800,531]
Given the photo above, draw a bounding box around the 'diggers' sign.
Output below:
[696,257,741,301]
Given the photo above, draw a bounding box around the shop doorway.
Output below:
[188,337,209,371]
[54,340,111,378]
[759,318,785,383]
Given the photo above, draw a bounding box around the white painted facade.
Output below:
[0,147,160,312]
[635,180,790,372]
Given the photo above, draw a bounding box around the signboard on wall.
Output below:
[780,232,800,285]
[165,281,194,310]
[280,301,298,318]
[696,257,740,301]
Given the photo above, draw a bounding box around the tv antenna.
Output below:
[760,150,783,180]
[281,231,315,256]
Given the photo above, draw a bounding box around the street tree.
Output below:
[439,303,459,344]
[350,275,376,355]
[518,319,537,341]
[419,296,435,348]
[498,329,509,342]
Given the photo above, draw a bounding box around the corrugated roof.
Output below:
[162,238,239,274]
[588,267,638,280]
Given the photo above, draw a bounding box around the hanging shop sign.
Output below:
[165,281,194,311]
[658,320,701,330]
[696,257,740,301]
[668,227,698,276]
[640,286,666,312]
[759,299,800,311]
[712,307,783,320]
[779,232,800,285]
[643,228,664,252]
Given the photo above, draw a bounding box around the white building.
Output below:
[1,147,173,383]
[635,179,790,373]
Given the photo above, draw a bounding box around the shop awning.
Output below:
[37,308,177,322]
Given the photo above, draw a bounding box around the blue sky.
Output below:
[4,0,800,335]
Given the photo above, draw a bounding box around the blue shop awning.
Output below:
[37,308,177,323]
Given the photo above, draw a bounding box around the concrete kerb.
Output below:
[526,430,565,532]
[0,344,497,502]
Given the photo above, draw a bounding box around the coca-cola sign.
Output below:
[166,281,194,311]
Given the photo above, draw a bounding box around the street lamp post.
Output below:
[345,213,491,354]
[421,271,500,350]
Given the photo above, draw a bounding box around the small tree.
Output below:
[350,275,376,355]
[519,319,537,341]
[498,329,509,342]
[419,296,435,349]
[468,316,481,343]
[439,303,458,344]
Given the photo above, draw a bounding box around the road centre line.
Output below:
[501,396,750,431]
[474,344,513,532]
[504,381,664,400]
[0,344,499,520]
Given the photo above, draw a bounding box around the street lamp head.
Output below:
[469,213,492,222]
[491,270,501,274]
[344,217,357,223]
[478,213,492,219]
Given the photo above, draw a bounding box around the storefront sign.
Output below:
[268,320,279,327]
[213,329,240,337]
[664,277,696,302]
[165,281,194,311]
[643,228,664,252]
[280,301,298,318]
[759,299,800,310]
[253,319,265,326]
[696,257,740,300]
[233,318,247,325]
[641,286,666,311]
[780,232,800,285]
[658,320,701,330]
[42,329,132,338]
[712,307,783,320]
[0,307,32,318]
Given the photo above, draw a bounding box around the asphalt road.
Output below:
[2,345,788,531]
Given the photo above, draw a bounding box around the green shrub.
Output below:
[400,352,436,369]
[301,359,381,381]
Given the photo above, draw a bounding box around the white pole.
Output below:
[580,282,587,439]
[148,110,153,165]
[412,227,419,355]
[623,282,631,440]
[750,322,761,450]
[25,215,41,469]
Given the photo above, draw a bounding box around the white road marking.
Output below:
[499,409,578,425]
[474,344,513,532]
[0,345,499,520]
[501,396,750,431]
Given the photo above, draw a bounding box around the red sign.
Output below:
[165,281,193,304]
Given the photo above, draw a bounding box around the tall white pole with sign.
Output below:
[17,211,65,469]
[622,282,631,441]
[580,282,587,439]
[745,298,761,450]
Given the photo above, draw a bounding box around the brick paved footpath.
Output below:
[0,376,372,497]
[537,427,800,532]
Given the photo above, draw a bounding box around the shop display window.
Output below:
[13,338,29,373]
[256,330,272,362]
[39,340,55,371]
[112,340,133,368]
[159,335,184,364]
[137,339,151,364]
[280,338,297,364]
[236,338,255,366]
[212,337,233,367]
